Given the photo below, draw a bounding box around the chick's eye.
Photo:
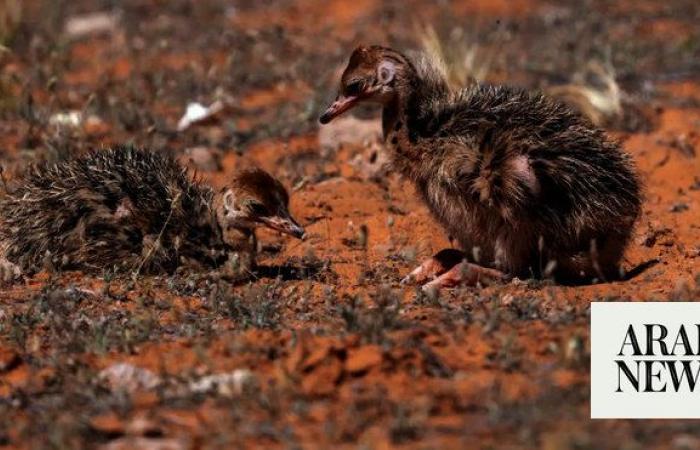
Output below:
[344,81,363,97]
[248,202,268,216]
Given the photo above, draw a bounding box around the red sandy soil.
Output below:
[1,1,700,449]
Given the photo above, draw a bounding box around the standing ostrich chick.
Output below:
[0,146,304,278]
[320,46,642,289]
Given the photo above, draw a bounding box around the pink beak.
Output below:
[260,216,305,239]
[319,95,359,124]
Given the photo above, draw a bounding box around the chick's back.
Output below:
[0,146,222,273]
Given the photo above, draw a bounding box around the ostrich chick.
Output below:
[320,46,642,289]
[0,146,304,278]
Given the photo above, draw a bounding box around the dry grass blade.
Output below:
[418,22,624,127]
[416,22,497,90]
[131,191,182,280]
[546,61,622,126]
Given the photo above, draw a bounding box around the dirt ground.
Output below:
[1,0,700,449]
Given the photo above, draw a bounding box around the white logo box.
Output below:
[591,302,700,419]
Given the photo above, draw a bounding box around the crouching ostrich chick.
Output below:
[320,45,642,290]
[0,146,304,279]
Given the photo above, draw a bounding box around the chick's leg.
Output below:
[401,249,465,285]
[421,261,507,291]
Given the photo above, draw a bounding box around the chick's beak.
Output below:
[261,215,305,239]
[319,95,359,124]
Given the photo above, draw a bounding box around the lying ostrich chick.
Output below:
[0,146,304,278]
[320,46,642,289]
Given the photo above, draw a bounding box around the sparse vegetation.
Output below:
[213,280,284,330]
[338,286,404,344]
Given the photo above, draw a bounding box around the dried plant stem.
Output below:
[131,192,182,280]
